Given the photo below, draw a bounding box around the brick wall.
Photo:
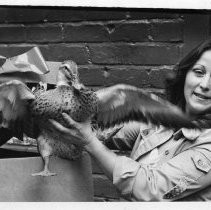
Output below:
[0,6,210,201]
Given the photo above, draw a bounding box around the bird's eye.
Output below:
[64,65,69,70]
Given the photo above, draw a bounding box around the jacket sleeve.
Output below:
[103,121,142,150]
[113,146,211,201]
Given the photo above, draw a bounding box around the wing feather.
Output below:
[95,84,197,129]
[0,80,35,129]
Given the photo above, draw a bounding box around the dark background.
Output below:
[0,6,210,201]
[0,7,210,91]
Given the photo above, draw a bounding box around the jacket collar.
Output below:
[131,126,203,161]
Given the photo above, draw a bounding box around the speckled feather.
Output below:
[36,129,82,161]
[30,85,98,125]
[28,85,98,159]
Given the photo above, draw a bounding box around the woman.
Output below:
[50,39,211,201]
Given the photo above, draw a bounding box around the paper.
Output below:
[0,47,49,75]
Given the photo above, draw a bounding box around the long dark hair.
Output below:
[166,39,211,111]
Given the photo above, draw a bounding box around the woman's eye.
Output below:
[192,68,205,76]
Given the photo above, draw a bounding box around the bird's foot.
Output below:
[31,170,57,177]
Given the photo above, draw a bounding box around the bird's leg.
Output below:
[31,156,57,177]
[31,134,57,177]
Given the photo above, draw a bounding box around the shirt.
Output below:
[105,121,211,201]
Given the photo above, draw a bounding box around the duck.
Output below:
[0,60,203,176]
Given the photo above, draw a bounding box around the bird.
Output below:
[0,60,206,177]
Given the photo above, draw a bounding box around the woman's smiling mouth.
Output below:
[193,92,211,100]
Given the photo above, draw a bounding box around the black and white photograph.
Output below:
[0,1,210,208]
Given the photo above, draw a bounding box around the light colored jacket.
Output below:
[107,121,211,201]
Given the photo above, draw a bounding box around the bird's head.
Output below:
[57,60,84,90]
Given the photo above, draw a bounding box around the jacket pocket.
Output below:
[192,152,211,174]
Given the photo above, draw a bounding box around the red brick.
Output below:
[79,65,163,88]
[128,10,182,19]
[150,21,183,42]
[63,24,109,42]
[0,8,182,24]
[40,44,89,64]
[79,66,106,86]
[0,25,26,43]
[0,44,89,64]
[45,8,127,22]
[26,24,62,42]
[89,44,180,65]
[109,22,149,42]
[0,45,33,58]
[103,66,151,88]
[149,67,174,88]
[182,14,210,57]
[79,65,170,89]
[0,7,47,23]
[0,8,7,23]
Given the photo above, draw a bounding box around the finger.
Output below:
[48,119,70,133]
[62,113,77,128]
[48,119,84,144]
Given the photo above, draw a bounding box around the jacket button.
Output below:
[198,160,204,167]
[165,150,169,155]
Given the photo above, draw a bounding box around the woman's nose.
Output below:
[200,75,211,91]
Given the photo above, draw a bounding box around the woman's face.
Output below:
[184,50,211,116]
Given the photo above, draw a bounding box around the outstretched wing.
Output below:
[95,84,197,129]
[0,80,35,130]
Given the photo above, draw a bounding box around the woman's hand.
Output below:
[50,113,117,180]
[49,113,96,147]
